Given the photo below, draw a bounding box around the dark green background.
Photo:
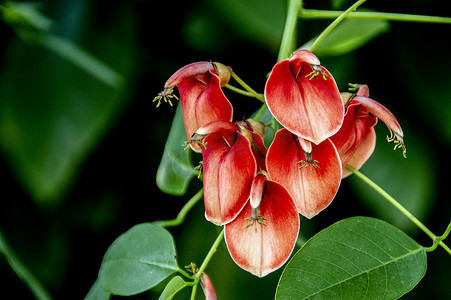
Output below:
[1,0,450,299]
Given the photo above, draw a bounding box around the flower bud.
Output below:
[212,62,232,87]
[200,273,217,300]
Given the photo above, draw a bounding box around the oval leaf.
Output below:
[276,217,427,299]
[99,223,179,296]
[158,276,189,300]
[156,102,197,196]
[303,16,390,57]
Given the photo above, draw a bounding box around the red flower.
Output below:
[155,61,233,151]
[191,121,258,225]
[224,172,300,277]
[265,50,344,144]
[330,85,406,177]
[200,273,217,300]
[266,129,342,219]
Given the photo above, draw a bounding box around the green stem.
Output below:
[161,188,203,228]
[190,283,198,300]
[424,221,451,252]
[190,229,225,300]
[253,103,268,122]
[300,8,451,24]
[196,229,224,277]
[225,84,256,98]
[0,229,53,300]
[346,165,451,255]
[229,72,265,103]
[277,0,301,61]
[307,0,366,52]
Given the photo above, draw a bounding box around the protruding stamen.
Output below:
[194,161,203,179]
[183,138,207,151]
[298,152,320,175]
[153,87,179,107]
[386,129,407,158]
[245,207,267,233]
[305,64,330,80]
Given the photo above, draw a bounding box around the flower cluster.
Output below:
[155,50,405,277]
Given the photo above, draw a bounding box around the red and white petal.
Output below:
[342,126,376,178]
[165,61,213,87]
[225,180,299,277]
[203,132,256,225]
[353,95,403,139]
[265,60,343,145]
[249,173,266,208]
[330,100,377,168]
[200,273,217,300]
[178,71,233,141]
[266,129,342,219]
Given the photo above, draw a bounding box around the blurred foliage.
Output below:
[0,0,450,299]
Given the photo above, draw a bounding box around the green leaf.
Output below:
[156,102,197,196]
[276,217,427,300]
[84,278,111,300]
[304,15,390,56]
[203,0,286,52]
[98,223,180,296]
[0,3,137,206]
[158,276,190,300]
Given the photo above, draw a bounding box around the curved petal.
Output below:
[265,58,343,144]
[165,61,213,87]
[202,132,256,225]
[342,127,376,178]
[224,179,299,277]
[178,71,233,141]
[353,96,403,138]
[200,273,217,300]
[330,100,377,169]
[250,131,267,171]
[266,129,342,218]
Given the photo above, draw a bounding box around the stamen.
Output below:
[194,161,203,179]
[386,129,407,158]
[245,207,267,233]
[305,64,330,81]
[153,87,179,107]
[298,152,320,175]
[183,139,207,151]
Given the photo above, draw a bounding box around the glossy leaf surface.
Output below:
[158,276,189,300]
[99,223,179,296]
[156,102,197,196]
[276,217,426,299]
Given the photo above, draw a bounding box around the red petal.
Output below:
[266,129,342,218]
[265,59,343,144]
[165,61,213,87]
[224,179,299,277]
[249,173,266,208]
[330,100,377,171]
[353,95,403,138]
[250,131,267,172]
[200,273,217,300]
[178,70,233,142]
[202,132,256,225]
[343,127,376,177]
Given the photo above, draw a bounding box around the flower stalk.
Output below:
[300,8,451,24]
[277,0,301,61]
[346,165,451,255]
[160,188,204,228]
[307,0,367,52]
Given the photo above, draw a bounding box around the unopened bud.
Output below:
[200,273,217,300]
[245,119,265,139]
[212,62,232,87]
[340,92,354,106]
